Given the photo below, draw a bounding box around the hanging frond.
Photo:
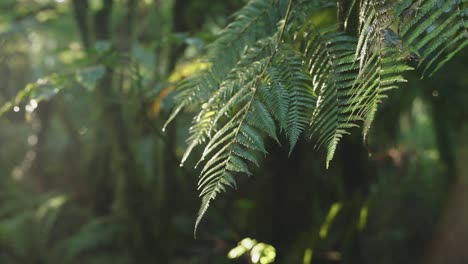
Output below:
[353,0,415,141]
[189,0,320,234]
[268,45,315,151]
[165,0,468,236]
[295,25,360,167]
[399,0,468,77]
[356,0,399,69]
[192,41,316,233]
[163,72,217,131]
[193,56,271,235]
[180,38,276,166]
[164,0,290,128]
[351,47,412,140]
[355,0,467,79]
[208,0,288,78]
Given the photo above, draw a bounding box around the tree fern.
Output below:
[164,0,468,234]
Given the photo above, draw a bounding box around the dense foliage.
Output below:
[166,0,467,233]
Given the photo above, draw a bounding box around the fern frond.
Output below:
[352,0,467,138]
[208,0,288,79]
[269,45,315,152]
[163,73,214,130]
[247,99,280,142]
[180,38,276,166]
[354,0,415,141]
[356,0,398,69]
[351,49,412,140]
[299,21,410,166]
[259,76,290,131]
[166,0,468,236]
[193,58,271,235]
[296,25,360,167]
[191,0,313,233]
[164,0,289,128]
[399,0,468,77]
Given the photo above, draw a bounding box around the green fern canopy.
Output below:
[164,0,468,234]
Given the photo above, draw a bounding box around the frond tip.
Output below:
[192,57,270,235]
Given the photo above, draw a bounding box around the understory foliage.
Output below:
[166,0,468,234]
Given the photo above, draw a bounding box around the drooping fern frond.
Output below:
[180,37,277,166]
[187,0,320,234]
[356,0,398,69]
[351,0,467,139]
[354,0,467,78]
[163,0,291,132]
[298,26,361,167]
[398,0,468,77]
[193,53,274,235]
[192,41,315,233]
[208,0,289,78]
[351,46,412,139]
[294,21,409,166]
[268,45,315,151]
[165,0,468,235]
[164,0,329,128]
[163,72,217,131]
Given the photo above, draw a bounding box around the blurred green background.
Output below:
[0,0,467,263]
